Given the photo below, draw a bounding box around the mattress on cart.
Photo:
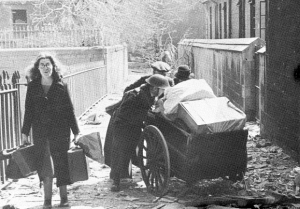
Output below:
[177,97,246,134]
[163,79,216,118]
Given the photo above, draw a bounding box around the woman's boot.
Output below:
[43,177,53,209]
[59,185,69,207]
[111,177,120,192]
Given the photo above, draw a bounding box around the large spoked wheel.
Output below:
[138,125,170,196]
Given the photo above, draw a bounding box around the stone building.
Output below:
[197,0,300,163]
[0,0,61,29]
[199,0,267,41]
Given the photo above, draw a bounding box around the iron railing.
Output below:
[0,71,22,184]
[0,26,104,49]
[64,65,107,117]
[0,44,127,184]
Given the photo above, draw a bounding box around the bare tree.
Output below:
[29,0,199,59]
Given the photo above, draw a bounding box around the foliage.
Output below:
[30,0,200,60]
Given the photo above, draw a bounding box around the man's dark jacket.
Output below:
[109,84,155,180]
[123,75,150,93]
[104,84,154,171]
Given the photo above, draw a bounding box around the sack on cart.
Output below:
[163,79,216,120]
[76,132,104,164]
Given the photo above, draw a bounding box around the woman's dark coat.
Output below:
[22,78,79,187]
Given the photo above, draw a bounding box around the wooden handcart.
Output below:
[136,114,248,196]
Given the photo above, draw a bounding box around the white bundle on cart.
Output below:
[163,79,216,119]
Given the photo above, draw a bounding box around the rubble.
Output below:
[1,73,300,209]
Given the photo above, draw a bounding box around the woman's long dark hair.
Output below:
[26,52,64,82]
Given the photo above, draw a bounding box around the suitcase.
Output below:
[5,145,37,179]
[68,147,90,183]
[177,97,246,134]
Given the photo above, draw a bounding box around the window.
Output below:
[210,7,212,39]
[224,2,227,38]
[228,0,232,38]
[219,4,222,39]
[12,10,27,24]
[238,0,246,38]
[260,1,266,40]
[215,5,218,39]
[250,0,256,37]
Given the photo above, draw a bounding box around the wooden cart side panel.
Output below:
[147,115,190,177]
[184,129,248,183]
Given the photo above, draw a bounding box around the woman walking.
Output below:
[21,53,80,209]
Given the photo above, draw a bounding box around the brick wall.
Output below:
[0,46,107,118]
[0,47,104,83]
[261,0,300,162]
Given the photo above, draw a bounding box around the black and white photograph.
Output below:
[0,0,300,209]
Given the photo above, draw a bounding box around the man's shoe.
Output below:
[43,199,52,209]
[111,181,120,192]
[59,197,69,207]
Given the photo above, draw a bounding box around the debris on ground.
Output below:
[1,72,300,209]
[186,191,300,207]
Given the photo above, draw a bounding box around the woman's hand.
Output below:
[70,134,80,149]
[21,133,30,145]
[73,134,81,145]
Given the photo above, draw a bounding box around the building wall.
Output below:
[178,38,265,120]
[262,0,300,162]
[0,1,35,28]
[0,4,13,29]
[0,1,61,29]
[200,0,267,40]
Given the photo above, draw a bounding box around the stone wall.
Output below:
[0,45,127,118]
[0,47,104,82]
[178,38,265,120]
